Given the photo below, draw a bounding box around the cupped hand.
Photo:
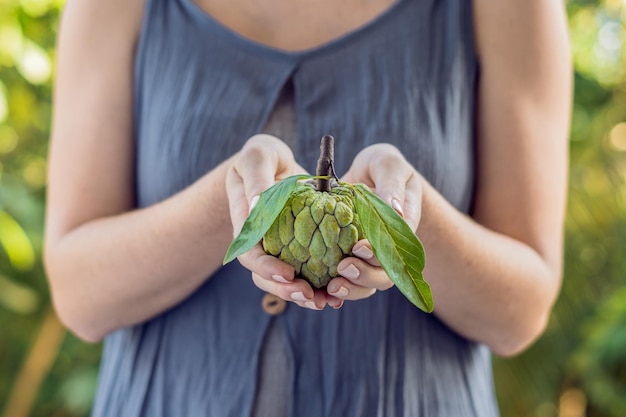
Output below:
[225,134,343,310]
[326,143,424,302]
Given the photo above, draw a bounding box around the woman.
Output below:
[44,0,571,415]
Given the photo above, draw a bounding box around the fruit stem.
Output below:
[316,135,337,192]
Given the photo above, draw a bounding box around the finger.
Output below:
[326,276,377,301]
[341,146,376,187]
[234,134,294,205]
[311,289,330,310]
[238,244,295,283]
[227,135,297,235]
[325,293,344,309]
[233,148,277,207]
[403,173,423,232]
[252,274,326,309]
[225,167,250,235]
[368,149,414,217]
[351,240,381,267]
[336,257,394,292]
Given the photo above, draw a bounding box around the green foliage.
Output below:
[223,174,305,263]
[493,2,626,416]
[353,184,431,312]
[1,0,626,416]
[573,288,626,416]
[0,1,101,416]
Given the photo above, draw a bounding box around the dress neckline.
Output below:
[181,0,411,61]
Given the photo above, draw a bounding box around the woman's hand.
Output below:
[325,144,424,302]
[226,134,343,310]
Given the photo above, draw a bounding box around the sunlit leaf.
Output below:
[9,84,38,129]
[17,39,51,85]
[0,209,35,270]
[0,80,8,123]
[0,15,22,66]
[0,124,19,154]
[223,175,309,264]
[21,0,54,17]
[0,272,39,314]
[23,157,47,188]
[352,184,432,312]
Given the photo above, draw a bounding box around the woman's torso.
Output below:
[90,0,500,416]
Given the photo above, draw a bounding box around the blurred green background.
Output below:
[0,0,625,416]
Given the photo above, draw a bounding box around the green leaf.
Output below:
[352,184,433,312]
[0,210,35,271]
[223,175,310,264]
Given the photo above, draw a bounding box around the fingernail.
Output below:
[305,301,322,310]
[332,300,344,310]
[391,198,404,217]
[353,246,373,259]
[339,264,360,280]
[330,286,349,298]
[249,195,260,213]
[272,274,289,283]
[291,291,309,302]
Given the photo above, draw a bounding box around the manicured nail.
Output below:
[391,198,404,217]
[272,274,289,283]
[291,291,309,302]
[340,264,360,280]
[305,301,322,310]
[331,286,349,298]
[353,246,373,259]
[249,195,260,213]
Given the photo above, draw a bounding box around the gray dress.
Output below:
[90,0,501,416]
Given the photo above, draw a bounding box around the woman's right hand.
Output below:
[226,134,342,310]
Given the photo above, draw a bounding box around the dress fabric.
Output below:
[90,0,501,416]
[250,84,295,417]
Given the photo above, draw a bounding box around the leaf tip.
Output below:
[223,242,240,265]
[222,253,234,266]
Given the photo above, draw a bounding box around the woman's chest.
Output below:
[189,0,397,52]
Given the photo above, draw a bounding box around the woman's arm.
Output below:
[427,0,570,355]
[419,0,571,356]
[45,0,235,342]
[324,0,571,357]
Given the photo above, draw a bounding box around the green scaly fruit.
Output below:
[223,135,434,313]
[262,179,364,288]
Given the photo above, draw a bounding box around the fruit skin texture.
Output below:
[262,180,365,288]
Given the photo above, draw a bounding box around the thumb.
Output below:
[369,160,411,219]
[227,135,294,234]
[225,166,253,236]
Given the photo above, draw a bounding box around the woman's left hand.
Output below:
[326,144,424,302]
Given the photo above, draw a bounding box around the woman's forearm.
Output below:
[45,159,233,342]
[418,181,561,357]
